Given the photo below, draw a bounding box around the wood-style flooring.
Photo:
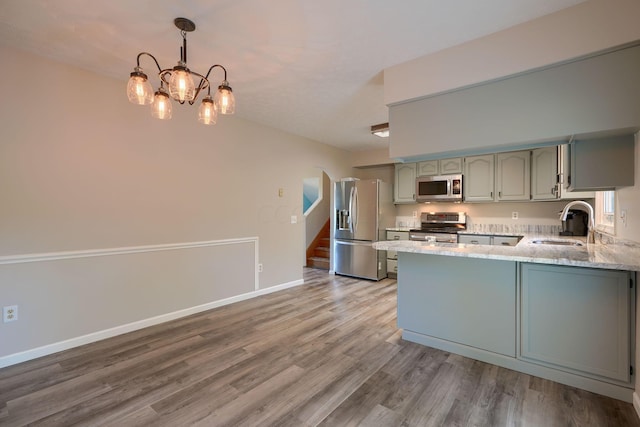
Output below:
[1,268,639,426]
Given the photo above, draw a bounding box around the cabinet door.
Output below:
[417,160,439,176]
[496,151,530,201]
[440,157,463,174]
[558,144,595,199]
[531,147,558,200]
[570,135,635,191]
[387,259,398,275]
[521,263,631,383]
[464,155,495,202]
[398,254,516,357]
[394,163,417,203]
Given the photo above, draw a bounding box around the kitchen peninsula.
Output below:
[373,237,640,402]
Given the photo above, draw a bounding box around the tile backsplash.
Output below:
[465,223,562,235]
[395,214,562,235]
[395,216,420,229]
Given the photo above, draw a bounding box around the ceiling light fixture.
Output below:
[371,123,389,138]
[126,17,235,125]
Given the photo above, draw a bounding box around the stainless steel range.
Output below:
[409,212,466,243]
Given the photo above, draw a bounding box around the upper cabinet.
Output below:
[464,155,495,202]
[417,160,438,177]
[531,147,558,201]
[417,157,462,176]
[568,135,635,191]
[394,140,631,204]
[557,144,594,199]
[394,163,417,204]
[440,158,463,174]
[495,151,530,201]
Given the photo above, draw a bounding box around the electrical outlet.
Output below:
[620,209,628,227]
[258,263,263,273]
[512,212,519,220]
[412,211,417,218]
[291,215,297,224]
[3,305,18,323]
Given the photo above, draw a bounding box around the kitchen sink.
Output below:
[531,239,583,247]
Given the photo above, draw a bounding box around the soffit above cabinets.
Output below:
[389,43,640,161]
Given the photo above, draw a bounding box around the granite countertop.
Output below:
[373,235,640,271]
[385,227,413,232]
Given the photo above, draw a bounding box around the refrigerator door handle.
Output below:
[352,186,359,234]
[348,186,355,234]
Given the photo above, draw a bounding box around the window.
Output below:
[595,190,615,234]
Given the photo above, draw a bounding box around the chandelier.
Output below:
[126,17,235,125]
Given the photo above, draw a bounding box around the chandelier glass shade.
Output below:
[126,18,235,125]
[151,87,172,120]
[198,95,217,125]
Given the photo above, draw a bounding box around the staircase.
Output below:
[307,220,330,270]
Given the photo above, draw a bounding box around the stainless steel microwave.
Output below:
[416,174,463,202]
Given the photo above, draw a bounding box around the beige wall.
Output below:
[0,46,354,362]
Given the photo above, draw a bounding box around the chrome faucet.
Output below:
[560,200,595,243]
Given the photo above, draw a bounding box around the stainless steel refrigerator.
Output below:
[334,179,393,280]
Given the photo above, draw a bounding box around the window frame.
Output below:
[595,190,615,235]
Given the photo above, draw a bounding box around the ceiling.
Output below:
[0,0,586,151]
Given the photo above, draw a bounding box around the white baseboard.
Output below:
[0,278,304,369]
[634,392,640,420]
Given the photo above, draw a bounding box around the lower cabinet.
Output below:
[398,253,516,357]
[458,234,521,246]
[396,254,635,400]
[386,230,409,278]
[520,263,633,383]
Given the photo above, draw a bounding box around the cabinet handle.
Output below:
[498,191,502,198]
[413,194,416,200]
[490,191,493,198]
[394,236,400,240]
[471,240,479,244]
[501,242,511,246]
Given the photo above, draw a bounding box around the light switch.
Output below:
[278,188,284,197]
[291,215,297,224]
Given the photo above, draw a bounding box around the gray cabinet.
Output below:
[558,144,594,199]
[521,263,632,383]
[531,147,558,200]
[394,163,417,204]
[569,135,635,191]
[440,157,463,174]
[417,157,463,176]
[458,234,521,246]
[416,160,438,176]
[398,253,517,357]
[386,230,409,278]
[496,151,530,201]
[463,154,495,202]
